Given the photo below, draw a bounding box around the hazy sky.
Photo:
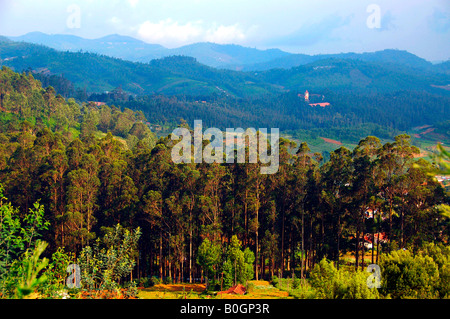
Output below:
[0,0,449,61]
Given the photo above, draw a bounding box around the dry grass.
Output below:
[138,283,206,299]
[137,281,291,299]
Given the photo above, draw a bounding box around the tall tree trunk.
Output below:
[255,182,260,280]
[355,228,360,271]
[401,209,404,248]
[280,209,285,278]
[336,213,340,270]
[301,209,305,279]
[159,231,163,280]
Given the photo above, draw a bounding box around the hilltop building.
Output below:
[298,89,331,107]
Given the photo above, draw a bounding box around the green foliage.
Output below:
[0,184,51,298]
[222,235,255,288]
[77,224,141,291]
[1,66,449,300]
[309,258,380,299]
[14,240,49,298]
[196,238,222,285]
[379,245,448,299]
[42,246,75,295]
[196,236,255,290]
[435,143,450,175]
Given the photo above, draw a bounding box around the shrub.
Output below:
[163,276,173,285]
[292,277,302,290]
[77,224,141,292]
[290,282,317,299]
[271,275,279,287]
[246,281,256,293]
[149,276,161,286]
[309,258,379,299]
[379,248,441,299]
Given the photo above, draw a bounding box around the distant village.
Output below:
[298,90,330,107]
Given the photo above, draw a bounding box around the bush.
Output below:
[246,281,256,293]
[379,247,442,299]
[122,281,138,298]
[77,224,141,292]
[271,275,279,286]
[309,258,379,299]
[137,277,149,288]
[289,282,317,299]
[149,276,161,287]
[292,277,302,290]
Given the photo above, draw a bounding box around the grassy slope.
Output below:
[137,281,291,299]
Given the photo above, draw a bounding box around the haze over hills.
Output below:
[0,36,450,97]
[8,32,448,72]
[241,49,439,72]
[0,38,283,97]
[8,32,290,69]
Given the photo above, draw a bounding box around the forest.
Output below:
[0,66,449,299]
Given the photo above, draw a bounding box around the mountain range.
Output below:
[1,33,450,147]
[7,32,290,70]
[1,34,449,98]
[7,32,448,72]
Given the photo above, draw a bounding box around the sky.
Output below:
[0,0,449,61]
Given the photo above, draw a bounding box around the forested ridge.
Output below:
[1,67,449,299]
[2,38,450,148]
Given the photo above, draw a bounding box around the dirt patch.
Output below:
[321,137,342,145]
[413,124,432,131]
[421,128,435,135]
[141,283,206,293]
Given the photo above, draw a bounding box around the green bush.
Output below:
[309,258,379,299]
[77,224,141,292]
[289,282,317,299]
[149,276,161,286]
[292,276,302,289]
[379,246,445,299]
[270,275,279,287]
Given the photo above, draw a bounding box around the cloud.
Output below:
[204,24,246,43]
[128,0,139,8]
[137,19,249,46]
[138,19,203,44]
[428,8,450,33]
[265,14,353,47]
[378,10,396,31]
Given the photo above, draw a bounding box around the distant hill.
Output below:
[242,49,435,71]
[0,36,12,43]
[0,40,279,97]
[7,32,290,69]
[256,58,449,93]
[1,37,449,147]
[169,42,290,69]
[1,38,448,98]
[8,32,168,62]
[8,32,445,75]
[433,60,450,75]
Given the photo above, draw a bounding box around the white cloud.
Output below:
[137,19,249,46]
[128,0,139,8]
[205,24,246,44]
[138,19,202,45]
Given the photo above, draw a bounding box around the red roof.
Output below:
[217,284,246,295]
[309,102,330,107]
